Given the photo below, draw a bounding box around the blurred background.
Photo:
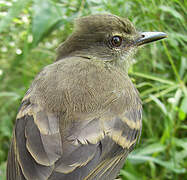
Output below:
[0,0,186,179]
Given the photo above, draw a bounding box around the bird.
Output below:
[6,14,167,180]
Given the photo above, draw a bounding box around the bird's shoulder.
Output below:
[26,56,140,113]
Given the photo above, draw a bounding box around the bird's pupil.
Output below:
[111,36,122,47]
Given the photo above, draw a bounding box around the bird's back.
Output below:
[7,56,142,180]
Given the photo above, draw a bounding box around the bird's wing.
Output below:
[47,108,142,180]
[7,95,61,180]
[6,94,100,180]
[81,108,142,180]
[7,95,141,180]
[48,106,142,180]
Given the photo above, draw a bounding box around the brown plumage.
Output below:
[7,14,167,180]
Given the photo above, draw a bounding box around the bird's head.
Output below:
[57,14,167,70]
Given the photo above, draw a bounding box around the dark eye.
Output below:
[111,36,122,47]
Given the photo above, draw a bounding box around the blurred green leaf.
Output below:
[0,92,20,99]
[180,96,187,113]
[128,154,186,174]
[134,143,165,156]
[180,125,187,130]
[130,72,175,85]
[149,95,167,115]
[32,0,63,47]
[174,138,187,150]
[120,169,138,180]
[178,109,186,121]
[0,0,31,33]
[159,5,184,21]
[0,162,6,180]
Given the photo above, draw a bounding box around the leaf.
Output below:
[120,169,138,180]
[0,0,31,33]
[0,162,6,180]
[180,125,187,130]
[0,92,20,99]
[133,143,165,156]
[129,72,175,85]
[178,109,186,121]
[149,95,167,115]
[32,0,63,47]
[128,155,186,174]
[174,138,187,150]
[144,85,179,104]
[180,96,187,113]
[179,57,187,78]
[159,5,184,21]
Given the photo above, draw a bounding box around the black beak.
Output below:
[134,32,167,46]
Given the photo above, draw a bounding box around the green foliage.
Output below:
[0,0,186,179]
